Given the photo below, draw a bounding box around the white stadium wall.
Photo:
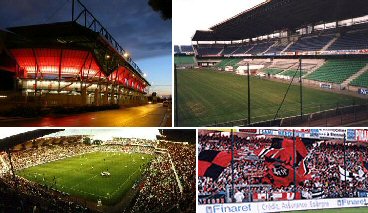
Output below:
[198,197,368,213]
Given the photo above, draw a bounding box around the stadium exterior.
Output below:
[0,7,150,109]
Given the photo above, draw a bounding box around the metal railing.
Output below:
[203,103,368,127]
[72,0,143,76]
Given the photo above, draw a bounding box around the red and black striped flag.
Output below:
[198,150,232,180]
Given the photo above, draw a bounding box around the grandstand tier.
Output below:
[350,71,368,88]
[287,35,334,52]
[305,59,368,84]
[174,55,196,65]
[328,30,368,51]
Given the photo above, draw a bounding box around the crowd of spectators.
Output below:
[0,174,88,212]
[104,138,158,147]
[198,133,368,203]
[130,141,196,213]
[0,152,9,174]
[130,154,181,213]
[0,136,196,212]
[11,143,91,171]
[303,142,368,198]
[159,142,196,212]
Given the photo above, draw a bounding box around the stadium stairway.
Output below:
[342,63,368,87]
[0,156,9,174]
[350,71,368,88]
[302,60,326,78]
[262,42,277,54]
[245,45,255,54]
[281,41,294,53]
[218,48,224,55]
[321,35,339,51]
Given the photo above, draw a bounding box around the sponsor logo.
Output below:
[320,83,332,89]
[206,206,213,213]
[337,198,367,207]
[347,129,356,141]
[356,129,368,142]
[210,204,252,213]
[358,88,368,95]
[309,200,329,208]
[310,129,320,138]
[259,129,277,135]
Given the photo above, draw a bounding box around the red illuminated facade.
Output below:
[11,48,147,93]
[0,21,151,107]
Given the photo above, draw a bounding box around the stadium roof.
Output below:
[158,129,196,143]
[5,22,150,85]
[0,129,63,151]
[192,0,368,41]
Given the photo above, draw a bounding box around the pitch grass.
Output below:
[289,207,368,213]
[17,152,153,205]
[176,69,366,126]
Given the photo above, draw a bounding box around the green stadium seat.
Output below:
[174,56,195,65]
[280,69,307,77]
[350,71,368,88]
[214,58,242,69]
[305,59,368,84]
[263,68,284,75]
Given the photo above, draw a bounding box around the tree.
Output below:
[148,0,171,20]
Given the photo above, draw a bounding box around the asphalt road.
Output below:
[0,103,171,127]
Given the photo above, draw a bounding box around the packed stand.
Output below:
[159,142,196,212]
[198,133,368,203]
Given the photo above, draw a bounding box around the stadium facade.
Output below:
[0,5,150,108]
[180,0,368,94]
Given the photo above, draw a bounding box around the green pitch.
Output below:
[17,152,153,205]
[289,207,368,213]
[176,69,366,126]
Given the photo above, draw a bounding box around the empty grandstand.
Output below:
[306,59,368,84]
[175,0,368,127]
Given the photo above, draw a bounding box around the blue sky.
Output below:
[136,55,172,96]
[0,0,172,95]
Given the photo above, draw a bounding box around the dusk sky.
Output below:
[0,0,172,95]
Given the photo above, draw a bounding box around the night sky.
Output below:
[0,0,172,95]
